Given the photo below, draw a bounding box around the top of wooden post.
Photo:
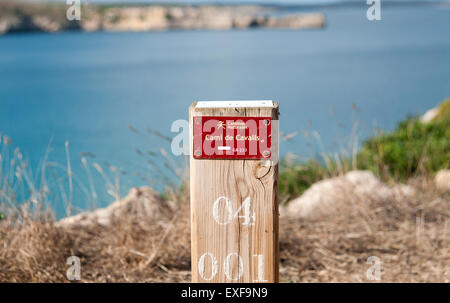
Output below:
[195,100,276,108]
[190,100,279,119]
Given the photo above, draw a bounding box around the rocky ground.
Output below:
[0,1,325,35]
[0,169,448,282]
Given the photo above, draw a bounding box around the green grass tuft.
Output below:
[358,101,449,180]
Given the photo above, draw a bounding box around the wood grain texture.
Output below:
[190,102,279,283]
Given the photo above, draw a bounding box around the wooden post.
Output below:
[189,100,279,283]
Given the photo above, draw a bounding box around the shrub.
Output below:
[280,99,449,201]
[357,102,449,180]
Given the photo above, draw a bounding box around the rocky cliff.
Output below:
[0,2,325,35]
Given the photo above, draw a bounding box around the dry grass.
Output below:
[0,177,448,283]
[0,187,191,282]
[280,177,450,282]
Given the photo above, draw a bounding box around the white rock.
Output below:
[421,107,439,123]
[284,170,415,218]
[57,187,173,228]
[435,170,450,192]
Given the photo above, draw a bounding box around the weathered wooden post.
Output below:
[189,100,279,283]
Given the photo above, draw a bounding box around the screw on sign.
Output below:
[189,100,279,283]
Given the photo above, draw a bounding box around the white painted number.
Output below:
[198,253,218,281]
[212,196,255,226]
[253,254,268,282]
[198,252,265,282]
[204,196,261,281]
[224,253,244,281]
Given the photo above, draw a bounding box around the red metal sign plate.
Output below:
[192,116,272,159]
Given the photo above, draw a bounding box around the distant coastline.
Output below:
[0,1,326,35]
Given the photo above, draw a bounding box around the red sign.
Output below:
[192,116,272,159]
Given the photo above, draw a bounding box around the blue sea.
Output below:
[0,4,449,217]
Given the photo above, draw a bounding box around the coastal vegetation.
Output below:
[358,99,450,180]
[279,99,450,203]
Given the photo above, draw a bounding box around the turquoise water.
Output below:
[0,4,449,216]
